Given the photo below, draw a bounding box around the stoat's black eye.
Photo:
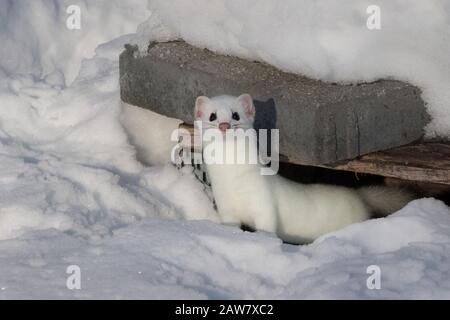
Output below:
[232,112,240,121]
[209,112,217,122]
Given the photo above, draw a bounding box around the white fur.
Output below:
[195,95,413,244]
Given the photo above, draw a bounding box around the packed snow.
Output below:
[145,0,450,139]
[1,199,450,299]
[0,0,449,299]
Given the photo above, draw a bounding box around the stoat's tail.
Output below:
[357,186,415,217]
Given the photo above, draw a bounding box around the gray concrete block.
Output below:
[120,41,429,165]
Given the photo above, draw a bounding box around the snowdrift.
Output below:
[146,0,450,138]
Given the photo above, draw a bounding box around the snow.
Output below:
[145,0,450,139]
[0,0,449,299]
[120,103,182,166]
[0,0,151,85]
[0,1,217,241]
[1,199,450,299]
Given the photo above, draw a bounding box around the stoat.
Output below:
[194,94,414,244]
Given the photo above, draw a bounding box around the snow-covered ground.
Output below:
[0,0,449,299]
[1,199,450,299]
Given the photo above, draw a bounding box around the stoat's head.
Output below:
[194,94,256,133]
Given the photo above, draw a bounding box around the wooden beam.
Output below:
[316,143,450,185]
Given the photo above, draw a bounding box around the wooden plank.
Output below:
[317,143,450,185]
[178,123,450,185]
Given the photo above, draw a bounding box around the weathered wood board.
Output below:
[318,143,450,185]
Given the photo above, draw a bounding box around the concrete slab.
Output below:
[120,41,429,164]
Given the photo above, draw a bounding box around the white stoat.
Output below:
[194,94,414,244]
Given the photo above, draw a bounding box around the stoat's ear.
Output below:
[194,96,210,119]
[237,94,256,117]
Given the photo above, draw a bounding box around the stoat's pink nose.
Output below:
[219,122,231,133]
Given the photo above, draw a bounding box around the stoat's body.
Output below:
[194,94,414,243]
